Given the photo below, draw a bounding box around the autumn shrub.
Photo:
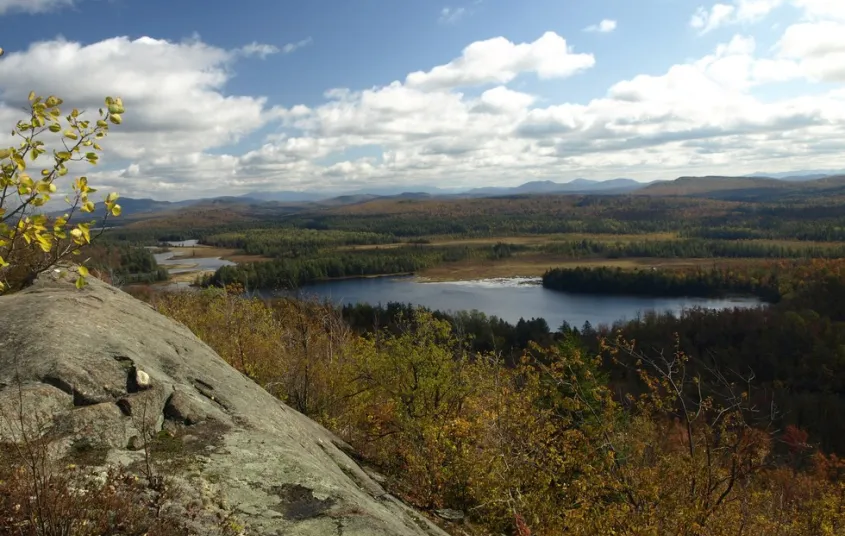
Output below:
[0,91,124,293]
[337,310,475,508]
[148,289,845,535]
[151,287,355,425]
[0,459,189,536]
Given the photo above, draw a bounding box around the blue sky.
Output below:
[0,0,843,199]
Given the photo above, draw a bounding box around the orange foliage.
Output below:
[148,290,845,536]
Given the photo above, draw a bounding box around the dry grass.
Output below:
[221,253,271,263]
[167,246,237,259]
[425,232,679,246]
[166,246,270,264]
[418,255,764,281]
[337,233,679,251]
[164,270,215,284]
[743,238,845,249]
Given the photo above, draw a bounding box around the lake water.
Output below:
[150,240,236,275]
[281,276,763,329]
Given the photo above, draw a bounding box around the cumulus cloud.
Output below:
[0,0,74,14]
[2,11,845,200]
[584,19,617,33]
[405,32,595,91]
[0,35,276,171]
[775,21,845,81]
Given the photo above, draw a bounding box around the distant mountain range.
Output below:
[461,178,643,197]
[53,171,845,221]
[240,170,845,203]
[238,178,645,203]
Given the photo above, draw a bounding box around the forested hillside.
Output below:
[144,256,845,535]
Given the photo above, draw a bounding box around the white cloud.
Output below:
[439,7,466,24]
[793,0,845,21]
[584,19,618,33]
[690,4,736,33]
[281,37,313,54]
[235,38,312,58]
[691,0,784,33]
[0,36,276,164]
[405,32,595,91]
[3,15,845,200]
[0,0,73,14]
[237,42,279,58]
[775,21,845,81]
[474,86,536,114]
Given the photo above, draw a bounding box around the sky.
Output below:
[0,0,844,200]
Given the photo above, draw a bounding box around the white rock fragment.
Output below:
[136,369,152,390]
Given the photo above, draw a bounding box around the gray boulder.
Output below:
[0,272,449,536]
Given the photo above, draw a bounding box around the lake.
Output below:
[279,276,763,329]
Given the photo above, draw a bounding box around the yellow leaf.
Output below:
[75,276,86,290]
[78,265,89,277]
[36,234,52,252]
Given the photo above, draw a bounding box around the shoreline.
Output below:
[153,244,776,286]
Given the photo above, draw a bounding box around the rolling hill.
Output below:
[637,175,845,201]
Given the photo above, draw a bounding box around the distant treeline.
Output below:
[201,246,482,290]
[202,228,398,258]
[542,238,845,259]
[542,265,783,301]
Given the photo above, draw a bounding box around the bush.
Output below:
[0,90,124,293]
